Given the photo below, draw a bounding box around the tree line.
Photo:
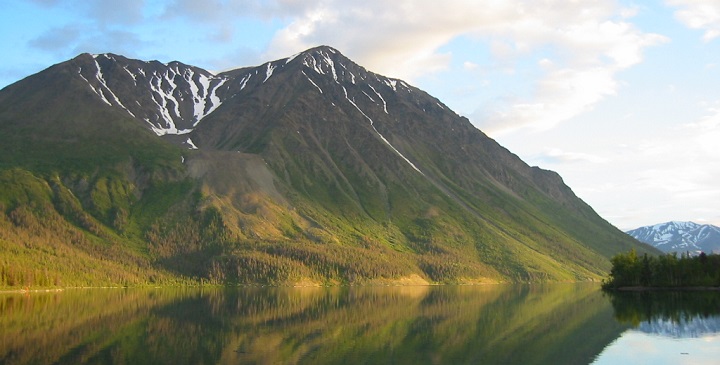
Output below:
[602,249,720,289]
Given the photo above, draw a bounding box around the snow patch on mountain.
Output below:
[78,54,229,136]
[301,48,342,84]
[75,48,431,170]
[123,66,137,85]
[238,74,251,90]
[96,61,135,117]
[263,63,277,83]
[302,71,323,94]
[341,85,424,175]
[78,58,135,118]
[185,138,199,150]
[367,84,388,114]
[626,221,720,254]
[285,51,301,64]
[148,70,182,134]
[202,78,226,122]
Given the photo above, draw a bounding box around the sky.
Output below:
[1,0,719,230]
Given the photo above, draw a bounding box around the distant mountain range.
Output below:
[0,46,657,287]
[626,221,720,254]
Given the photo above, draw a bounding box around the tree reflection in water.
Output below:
[605,290,720,336]
[1,284,628,365]
[593,291,720,365]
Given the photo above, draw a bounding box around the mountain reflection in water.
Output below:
[606,290,720,337]
[592,290,720,365]
[1,284,625,365]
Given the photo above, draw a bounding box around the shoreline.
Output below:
[0,280,603,294]
[0,288,66,294]
[608,286,720,292]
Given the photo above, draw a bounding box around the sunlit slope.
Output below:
[0,46,658,287]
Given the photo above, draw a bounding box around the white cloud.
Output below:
[516,95,720,229]
[259,0,666,135]
[478,12,667,135]
[536,147,609,164]
[265,1,471,79]
[463,61,479,70]
[683,100,720,160]
[487,66,620,134]
[667,0,720,41]
[603,102,720,226]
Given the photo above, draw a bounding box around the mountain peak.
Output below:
[651,221,697,231]
[627,221,720,254]
[284,45,343,62]
[281,45,363,82]
[63,46,418,140]
[305,45,341,55]
[0,44,658,285]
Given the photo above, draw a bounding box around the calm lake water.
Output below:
[1,284,718,365]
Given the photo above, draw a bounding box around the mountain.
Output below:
[626,221,720,254]
[0,46,658,287]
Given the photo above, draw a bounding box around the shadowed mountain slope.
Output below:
[0,46,657,287]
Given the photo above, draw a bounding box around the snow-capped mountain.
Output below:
[0,45,655,285]
[626,221,720,254]
[69,47,430,155]
[76,53,229,136]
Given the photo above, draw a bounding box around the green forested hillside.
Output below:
[0,47,659,288]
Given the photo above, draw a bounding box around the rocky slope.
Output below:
[0,46,658,287]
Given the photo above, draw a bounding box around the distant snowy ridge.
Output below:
[626,221,720,254]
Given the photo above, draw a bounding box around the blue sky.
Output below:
[1,0,719,230]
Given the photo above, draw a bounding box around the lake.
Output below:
[1,284,718,364]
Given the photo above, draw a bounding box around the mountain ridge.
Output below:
[0,46,658,287]
[626,221,720,254]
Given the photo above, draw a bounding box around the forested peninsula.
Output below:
[603,249,720,290]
